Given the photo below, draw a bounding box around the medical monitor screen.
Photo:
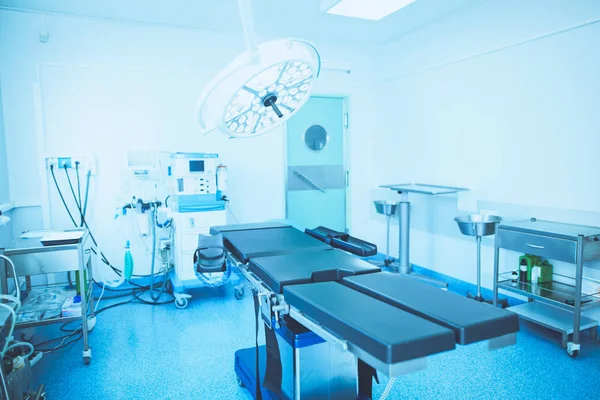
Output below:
[189,160,205,173]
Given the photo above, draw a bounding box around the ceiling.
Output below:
[0,0,483,46]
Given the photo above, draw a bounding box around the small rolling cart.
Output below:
[1,229,96,364]
[493,218,600,358]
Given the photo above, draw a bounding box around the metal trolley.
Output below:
[493,219,600,358]
[1,229,96,364]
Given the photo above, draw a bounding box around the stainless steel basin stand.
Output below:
[469,240,508,306]
[472,235,484,301]
[373,201,400,269]
[454,214,507,307]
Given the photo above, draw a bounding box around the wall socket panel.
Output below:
[46,157,97,175]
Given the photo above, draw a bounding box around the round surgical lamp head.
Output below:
[195,1,321,138]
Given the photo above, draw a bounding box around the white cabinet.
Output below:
[172,210,226,282]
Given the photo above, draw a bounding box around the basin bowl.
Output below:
[374,200,400,217]
[455,214,502,237]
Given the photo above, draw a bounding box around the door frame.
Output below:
[283,95,349,232]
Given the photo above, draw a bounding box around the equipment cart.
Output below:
[1,228,96,364]
[493,219,600,358]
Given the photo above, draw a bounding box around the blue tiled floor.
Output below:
[30,280,600,399]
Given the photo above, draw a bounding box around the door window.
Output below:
[304,125,328,151]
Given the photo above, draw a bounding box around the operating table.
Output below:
[210,222,519,400]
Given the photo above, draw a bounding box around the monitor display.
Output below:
[189,160,205,173]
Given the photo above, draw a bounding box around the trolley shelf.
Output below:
[2,228,96,364]
[15,283,93,329]
[16,315,84,329]
[508,302,598,336]
[498,276,600,311]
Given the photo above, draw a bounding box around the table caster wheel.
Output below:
[567,349,579,358]
[567,342,580,358]
[83,348,92,365]
[235,287,245,300]
[236,376,245,387]
[175,297,189,309]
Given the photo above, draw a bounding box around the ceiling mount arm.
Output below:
[238,0,259,62]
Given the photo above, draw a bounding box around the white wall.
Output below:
[0,10,374,276]
[0,80,8,205]
[369,0,600,289]
[0,66,12,246]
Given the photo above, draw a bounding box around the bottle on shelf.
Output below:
[539,259,553,283]
[519,258,529,283]
[531,263,541,284]
[124,240,134,281]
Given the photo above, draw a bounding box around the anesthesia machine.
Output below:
[162,152,238,309]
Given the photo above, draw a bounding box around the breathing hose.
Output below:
[149,206,168,301]
[194,261,232,288]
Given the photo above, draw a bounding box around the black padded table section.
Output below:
[284,282,456,364]
[210,221,290,235]
[249,249,381,293]
[219,226,332,264]
[343,272,519,345]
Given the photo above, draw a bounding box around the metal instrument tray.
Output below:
[380,183,469,195]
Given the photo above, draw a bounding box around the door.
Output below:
[286,96,346,232]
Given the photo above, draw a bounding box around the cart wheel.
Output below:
[83,348,92,365]
[236,376,245,388]
[567,349,579,358]
[175,297,189,309]
[235,287,245,300]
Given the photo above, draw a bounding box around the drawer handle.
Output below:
[525,243,545,249]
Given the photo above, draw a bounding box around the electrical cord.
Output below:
[95,282,106,312]
[37,332,83,354]
[67,272,75,289]
[0,254,21,300]
[51,171,156,279]
[225,201,240,224]
[149,205,170,302]
[5,342,34,358]
[63,164,82,214]
[82,170,91,224]
[35,291,172,353]
[75,162,82,226]
[133,290,174,305]
[0,303,17,356]
[0,255,22,357]
[49,165,77,226]
[379,378,397,400]
[50,163,173,310]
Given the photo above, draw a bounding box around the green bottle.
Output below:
[75,269,88,296]
[124,240,134,281]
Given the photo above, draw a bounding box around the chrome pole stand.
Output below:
[396,192,448,289]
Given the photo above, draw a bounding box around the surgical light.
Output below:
[196,0,321,138]
[321,0,416,21]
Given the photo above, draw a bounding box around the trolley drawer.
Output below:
[497,229,577,263]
